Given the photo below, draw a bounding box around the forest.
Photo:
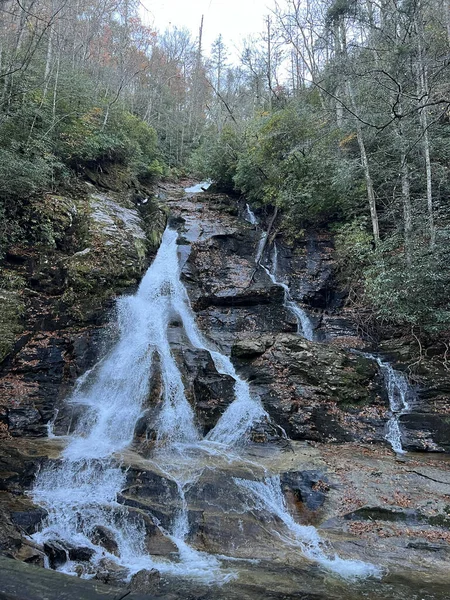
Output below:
[1,0,449,340]
[2,3,450,598]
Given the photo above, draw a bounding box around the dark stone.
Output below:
[94,558,129,585]
[43,540,68,569]
[129,568,161,592]
[90,526,119,556]
[401,413,450,452]
[343,506,423,525]
[0,555,156,600]
[280,471,329,511]
[8,407,43,436]
[68,546,95,562]
[10,508,48,534]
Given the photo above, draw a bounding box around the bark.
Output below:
[347,83,380,244]
[401,149,412,265]
[415,13,436,248]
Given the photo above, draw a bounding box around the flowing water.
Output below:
[245,205,315,341]
[359,352,413,454]
[185,180,212,194]
[245,203,258,225]
[32,223,381,585]
[245,201,411,450]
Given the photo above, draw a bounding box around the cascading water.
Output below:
[245,203,258,225]
[245,199,410,453]
[235,476,382,580]
[260,243,315,341]
[31,227,266,582]
[245,203,315,341]
[185,180,212,194]
[32,218,381,584]
[360,352,413,454]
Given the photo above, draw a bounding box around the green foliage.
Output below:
[364,231,450,333]
[334,218,375,283]
[190,125,242,192]
[197,99,362,226]
[0,64,164,255]
[335,222,450,334]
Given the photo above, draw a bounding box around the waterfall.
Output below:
[259,243,315,341]
[31,228,265,582]
[376,357,412,454]
[245,203,258,225]
[358,352,413,454]
[32,225,380,583]
[235,476,382,580]
[244,201,315,341]
[185,180,212,194]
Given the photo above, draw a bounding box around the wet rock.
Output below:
[68,546,95,562]
[281,470,329,511]
[233,333,384,444]
[343,506,423,524]
[10,507,48,534]
[13,541,46,567]
[231,336,274,359]
[43,540,69,569]
[378,338,450,453]
[127,508,178,556]
[8,406,43,436]
[94,558,128,585]
[128,568,160,592]
[90,526,119,556]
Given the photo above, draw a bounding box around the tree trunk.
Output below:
[415,14,435,247]
[401,149,412,265]
[347,83,380,244]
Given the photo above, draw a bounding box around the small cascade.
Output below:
[244,201,315,341]
[359,352,413,454]
[185,180,212,194]
[259,242,315,342]
[245,203,258,225]
[235,476,382,580]
[255,231,267,265]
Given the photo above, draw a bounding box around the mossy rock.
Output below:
[0,289,24,363]
[62,190,165,320]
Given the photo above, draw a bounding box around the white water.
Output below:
[185,180,212,194]
[32,227,264,583]
[260,243,315,341]
[245,203,258,225]
[235,476,382,580]
[360,352,412,454]
[32,224,381,584]
[244,202,315,341]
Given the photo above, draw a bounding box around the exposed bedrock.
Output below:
[0,185,449,599]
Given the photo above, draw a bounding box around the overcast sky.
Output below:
[140,0,271,58]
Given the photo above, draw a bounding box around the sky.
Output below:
[140,0,271,58]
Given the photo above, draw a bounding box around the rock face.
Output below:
[0,183,449,600]
[0,182,166,576]
[0,185,166,442]
[231,334,384,443]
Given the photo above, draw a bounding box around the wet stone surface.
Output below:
[0,184,449,599]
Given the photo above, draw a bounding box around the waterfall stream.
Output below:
[244,203,413,454]
[359,352,413,454]
[32,210,381,583]
[245,205,315,341]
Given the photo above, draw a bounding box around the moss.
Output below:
[0,289,24,363]
[60,191,165,321]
